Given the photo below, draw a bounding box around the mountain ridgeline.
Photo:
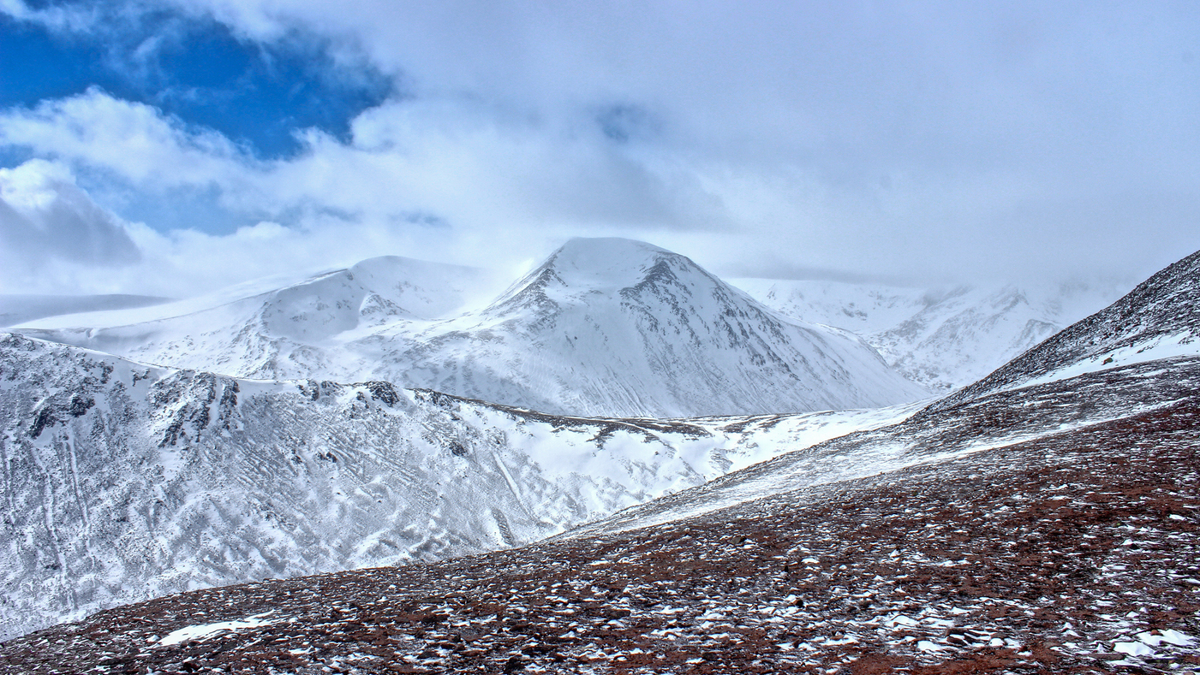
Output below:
[928,248,1200,412]
[17,238,928,418]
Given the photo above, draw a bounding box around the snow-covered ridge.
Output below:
[931,247,1200,411]
[732,277,1128,392]
[15,239,928,418]
[0,332,918,640]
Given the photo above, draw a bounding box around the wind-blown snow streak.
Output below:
[0,333,917,641]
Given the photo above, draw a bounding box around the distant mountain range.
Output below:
[732,277,1126,392]
[14,238,927,417]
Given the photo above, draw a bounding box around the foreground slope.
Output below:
[0,332,914,640]
[2,363,1195,673]
[19,239,927,418]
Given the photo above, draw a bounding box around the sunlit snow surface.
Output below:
[14,240,928,418]
[154,612,283,647]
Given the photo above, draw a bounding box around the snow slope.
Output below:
[931,247,1200,411]
[19,239,928,418]
[0,332,917,640]
[732,278,1125,392]
[18,256,504,382]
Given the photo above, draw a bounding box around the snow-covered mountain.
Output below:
[5,249,1200,672]
[0,331,917,640]
[929,247,1200,411]
[18,239,928,417]
[732,278,1126,392]
[17,255,503,381]
[387,239,927,416]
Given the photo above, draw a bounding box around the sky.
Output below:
[0,0,1198,298]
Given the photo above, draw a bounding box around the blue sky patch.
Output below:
[0,11,394,159]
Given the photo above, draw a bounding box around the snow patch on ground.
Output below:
[1017,333,1199,390]
[155,612,283,647]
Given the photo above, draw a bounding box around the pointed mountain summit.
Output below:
[393,238,927,417]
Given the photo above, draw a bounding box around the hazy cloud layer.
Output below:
[0,160,142,290]
[1,1,1198,296]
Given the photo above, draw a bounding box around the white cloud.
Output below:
[0,88,731,284]
[0,160,142,293]
[1,1,1198,295]
[0,88,252,189]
